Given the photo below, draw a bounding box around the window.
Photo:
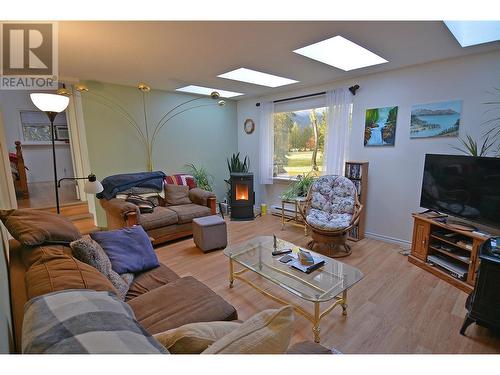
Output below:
[20,110,68,143]
[273,106,327,178]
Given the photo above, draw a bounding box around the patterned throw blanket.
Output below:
[22,289,168,354]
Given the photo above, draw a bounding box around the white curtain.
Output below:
[258,101,275,184]
[324,88,353,175]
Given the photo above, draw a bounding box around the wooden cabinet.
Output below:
[408,214,489,294]
[411,219,430,260]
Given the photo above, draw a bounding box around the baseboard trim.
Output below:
[365,232,411,247]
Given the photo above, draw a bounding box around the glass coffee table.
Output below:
[223,236,363,343]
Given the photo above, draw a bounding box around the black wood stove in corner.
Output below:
[230,172,254,220]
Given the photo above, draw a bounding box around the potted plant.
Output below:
[224,153,250,205]
[280,172,316,200]
[184,163,214,192]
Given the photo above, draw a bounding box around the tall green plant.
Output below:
[452,134,495,157]
[482,86,500,155]
[224,153,250,203]
[184,163,214,192]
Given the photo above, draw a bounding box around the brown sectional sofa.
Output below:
[101,187,216,245]
[8,240,237,353]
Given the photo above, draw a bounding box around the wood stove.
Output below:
[230,172,254,220]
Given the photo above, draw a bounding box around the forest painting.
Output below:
[364,106,398,146]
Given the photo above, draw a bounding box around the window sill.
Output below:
[273,176,298,184]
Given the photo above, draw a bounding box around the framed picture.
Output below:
[364,106,398,146]
[410,100,461,138]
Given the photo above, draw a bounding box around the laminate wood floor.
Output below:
[155,214,500,354]
[17,181,79,209]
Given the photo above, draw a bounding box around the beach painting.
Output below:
[410,100,461,138]
[364,106,398,146]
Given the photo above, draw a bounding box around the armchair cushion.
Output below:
[310,175,356,216]
[306,209,352,231]
[189,188,216,206]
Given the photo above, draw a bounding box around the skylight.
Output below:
[175,85,243,98]
[218,68,298,88]
[293,35,388,71]
[444,21,500,47]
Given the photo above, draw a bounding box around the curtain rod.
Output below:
[255,84,359,107]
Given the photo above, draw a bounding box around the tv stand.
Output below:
[408,213,490,293]
[446,219,477,232]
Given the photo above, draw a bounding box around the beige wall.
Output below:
[238,50,500,244]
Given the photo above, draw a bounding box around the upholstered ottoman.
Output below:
[192,215,227,252]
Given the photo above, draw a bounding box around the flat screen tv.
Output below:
[420,154,500,230]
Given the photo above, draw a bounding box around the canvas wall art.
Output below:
[364,106,398,146]
[410,100,461,138]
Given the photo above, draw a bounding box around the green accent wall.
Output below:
[80,81,237,227]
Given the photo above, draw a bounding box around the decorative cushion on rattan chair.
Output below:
[306,176,356,230]
[299,175,362,258]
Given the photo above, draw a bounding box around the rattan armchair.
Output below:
[299,175,363,258]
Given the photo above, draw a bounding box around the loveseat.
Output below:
[100,172,217,245]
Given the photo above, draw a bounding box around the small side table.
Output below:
[280,196,307,235]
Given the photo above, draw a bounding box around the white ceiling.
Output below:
[59,21,500,99]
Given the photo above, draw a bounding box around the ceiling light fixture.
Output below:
[218,68,298,88]
[444,21,500,47]
[293,35,388,71]
[176,85,242,98]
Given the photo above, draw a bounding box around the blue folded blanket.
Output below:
[97,171,166,200]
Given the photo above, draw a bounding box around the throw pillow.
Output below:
[90,226,159,274]
[0,209,81,246]
[202,305,294,354]
[164,184,191,206]
[164,174,197,189]
[153,321,241,354]
[70,235,133,300]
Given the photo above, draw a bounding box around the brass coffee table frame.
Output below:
[228,256,348,343]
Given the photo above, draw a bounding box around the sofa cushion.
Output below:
[202,306,294,354]
[138,206,178,231]
[128,276,238,335]
[125,263,180,301]
[153,321,241,354]
[25,247,118,300]
[22,290,167,354]
[0,209,81,246]
[167,204,211,224]
[165,184,191,206]
[70,235,133,300]
[90,226,159,274]
[20,244,72,270]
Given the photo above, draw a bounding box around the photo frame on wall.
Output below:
[364,106,398,147]
[410,100,461,138]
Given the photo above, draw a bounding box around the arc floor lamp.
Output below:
[30,92,103,214]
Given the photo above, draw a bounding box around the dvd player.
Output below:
[427,254,468,281]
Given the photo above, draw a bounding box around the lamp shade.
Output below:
[84,179,104,194]
[30,93,70,113]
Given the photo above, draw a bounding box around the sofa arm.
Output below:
[100,198,140,228]
[189,188,216,215]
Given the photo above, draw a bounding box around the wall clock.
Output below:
[244,118,255,134]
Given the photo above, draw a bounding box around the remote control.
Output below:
[272,248,292,256]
